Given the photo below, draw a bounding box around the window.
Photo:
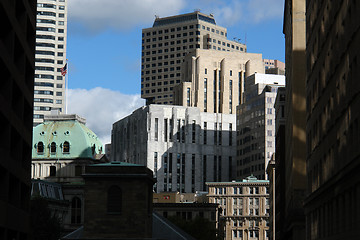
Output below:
[50,142,56,153]
[71,197,81,223]
[75,166,82,176]
[63,141,70,153]
[50,166,56,176]
[37,142,44,154]
[107,186,122,213]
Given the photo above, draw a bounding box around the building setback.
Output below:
[34,0,68,125]
[304,0,360,239]
[111,104,237,193]
[174,49,264,114]
[236,73,285,180]
[207,176,270,240]
[0,0,36,239]
[141,11,247,105]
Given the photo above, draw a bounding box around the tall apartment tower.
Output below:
[0,0,36,239]
[141,11,247,105]
[174,49,264,114]
[305,1,360,239]
[34,0,67,125]
[236,73,285,180]
[282,0,307,239]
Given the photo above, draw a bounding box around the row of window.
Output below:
[142,45,199,57]
[37,11,64,18]
[143,24,225,37]
[37,3,65,10]
[35,50,64,57]
[36,141,70,154]
[36,58,64,65]
[36,35,64,41]
[37,19,65,25]
[36,27,65,33]
[36,42,64,48]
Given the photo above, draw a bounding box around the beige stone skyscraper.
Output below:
[141,11,246,105]
[174,49,264,114]
[34,0,67,125]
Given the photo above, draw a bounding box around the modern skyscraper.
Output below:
[305,1,360,239]
[34,0,67,125]
[141,11,247,105]
[174,49,264,114]
[282,0,307,239]
[236,73,285,180]
[0,0,36,239]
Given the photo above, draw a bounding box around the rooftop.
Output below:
[153,11,216,27]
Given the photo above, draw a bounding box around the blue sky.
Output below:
[66,0,285,144]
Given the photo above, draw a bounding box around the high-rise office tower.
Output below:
[34,0,67,125]
[0,0,36,239]
[305,1,360,239]
[141,11,247,105]
[236,73,285,180]
[282,0,307,239]
[174,49,264,114]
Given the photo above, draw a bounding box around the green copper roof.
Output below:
[32,115,103,160]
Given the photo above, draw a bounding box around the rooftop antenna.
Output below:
[194,8,201,13]
[245,32,247,46]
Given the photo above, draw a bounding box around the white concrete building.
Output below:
[111,104,237,193]
[236,74,285,180]
[34,0,68,125]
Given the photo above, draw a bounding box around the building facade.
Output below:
[141,11,247,105]
[0,0,36,239]
[111,104,237,193]
[305,1,360,239]
[236,74,285,180]
[282,0,307,239]
[31,114,106,233]
[273,87,286,240]
[34,0,68,125]
[207,176,270,240]
[174,49,264,114]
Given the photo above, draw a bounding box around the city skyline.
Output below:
[65,0,285,144]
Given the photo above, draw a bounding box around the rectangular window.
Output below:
[192,120,196,143]
[155,118,158,141]
[203,122,207,144]
[164,119,168,142]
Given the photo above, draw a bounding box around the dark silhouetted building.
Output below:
[305,1,360,239]
[0,1,36,239]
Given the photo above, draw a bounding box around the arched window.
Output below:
[50,142,56,153]
[91,144,96,155]
[107,185,122,214]
[63,141,70,153]
[37,142,44,154]
[71,197,81,224]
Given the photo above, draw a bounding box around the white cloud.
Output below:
[68,0,186,32]
[67,87,144,144]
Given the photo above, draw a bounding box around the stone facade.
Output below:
[82,162,155,239]
[304,0,360,239]
[141,11,247,105]
[236,74,285,180]
[207,176,270,240]
[111,104,237,193]
[174,49,264,114]
[282,0,307,239]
